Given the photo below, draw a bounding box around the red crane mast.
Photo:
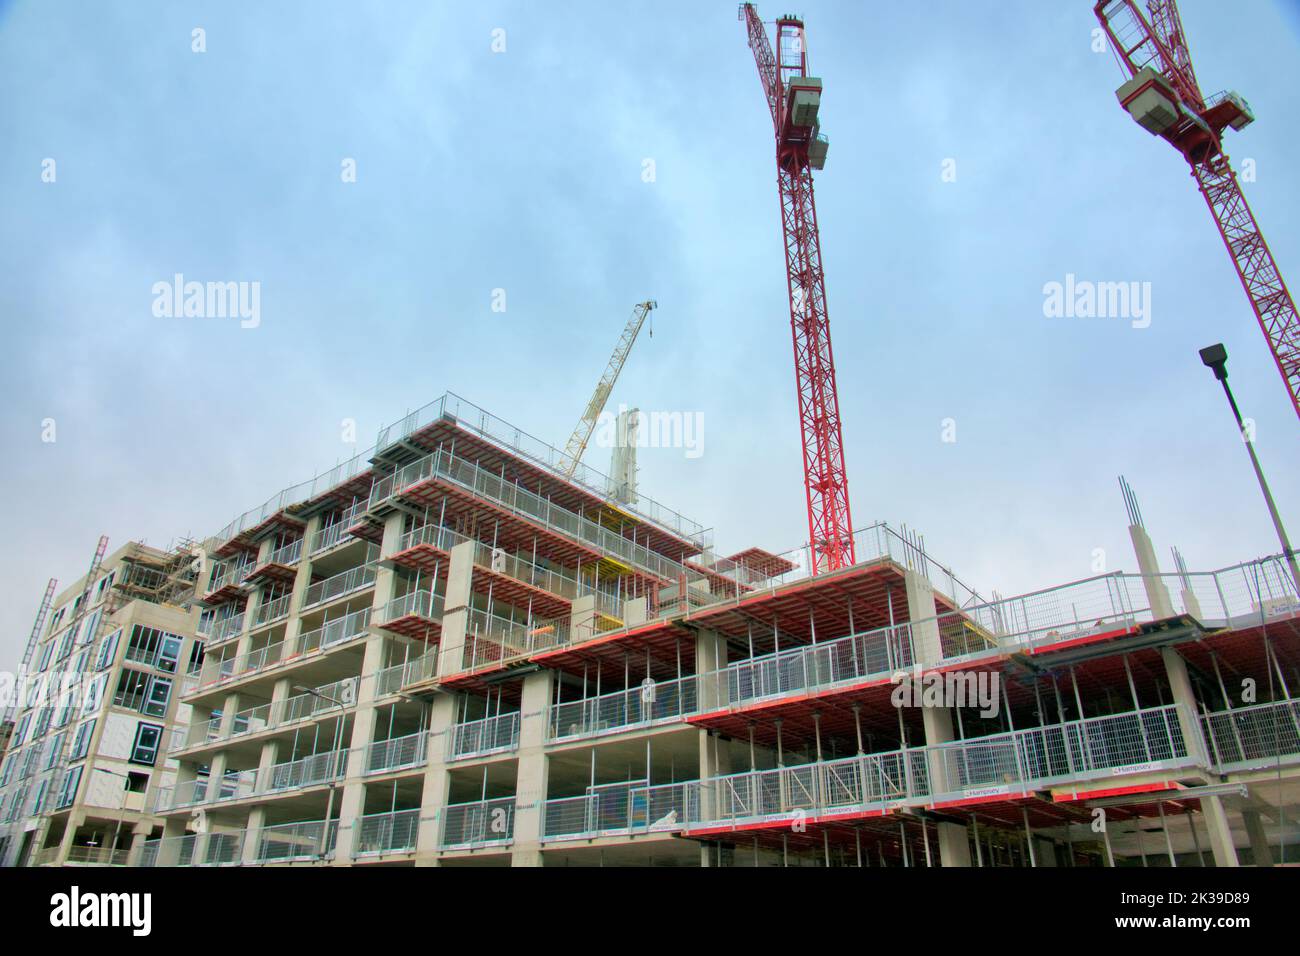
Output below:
[1096,0,1300,421]
[740,3,855,573]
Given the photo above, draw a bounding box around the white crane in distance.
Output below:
[561,300,656,479]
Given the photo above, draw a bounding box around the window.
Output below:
[95,628,121,670]
[12,714,30,748]
[77,609,101,645]
[0,755,14,787]
[25,675,45,708]
[82,673,108,717]
[21,748,40,778]
[44,732,65,770]
[54,694,73,729]
[32,779,49,813]
[157,636,182,673]
[54,766,82,809]
[124,625,186,672]
[37,640,55,672]
[143,677,172,718]
[33,706,51,738]
[70,719,96,761]
[187,640,205,676]
[112,669,150,712]
[130,723,164,766]
[126,771,148,793]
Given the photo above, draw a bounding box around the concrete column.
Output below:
[333,631,390,863]
[1158,645,1238,866]
[282,516,321,652]
[126,822,150,867]
[512,667,556,866]
[1242,809,1273,867]
[1129,524,1174,619]
[695,628,731,866]
[414,694,457,866]
[1200,796,1239,867]
[241,805,267,865]
[906,570,971,867]
[429,540,473,678]
[905,570,944,668]
[158,815,188,865]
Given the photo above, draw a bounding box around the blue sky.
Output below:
[1,0,1298,673]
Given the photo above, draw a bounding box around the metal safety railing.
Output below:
[301,562,378,611]
[253,592,293,628]
[449,712,520,759]
[354,808,421,856]
[548,675,698,742]
[1202,698,1300,771]
[376,588,444,628]
[256,819,336,862]
[542,780,698,841]
[364,731,429,775]
[441,797,515,848]
[373,391,710,549]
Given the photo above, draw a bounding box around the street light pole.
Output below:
[294,685,349,861]
[1199,344,1300,596]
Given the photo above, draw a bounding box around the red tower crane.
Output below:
[1096,0,1300,421]
[739,3,855,573]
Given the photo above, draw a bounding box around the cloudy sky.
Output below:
[1,0,1298,674]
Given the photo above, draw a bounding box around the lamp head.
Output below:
[1199,343,1229,381]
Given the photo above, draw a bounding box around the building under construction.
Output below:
[4,390,1294,868]
[0,540,205,867]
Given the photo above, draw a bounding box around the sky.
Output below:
[1,0,1298,676]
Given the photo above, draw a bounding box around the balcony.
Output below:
[252,592,293,629]
[266,749,347,794]
[1202,697,1300,771]
[373,653,438,698]
[364,731,428,775]
[449,712,520,759]
[255,820,337,863]
[368,448,691,586]
[207,611,246,646]
[243,539,303,586]
[376,588,444,640]
[441,797,514,849]
[354,808,420,857]
[203,560,255,604]
[194,640,286,692]
[172,677,357,754]
[459,608,568,673]
[542,781,695,842]
[549,675,697,742]
[692,624,913,719]
[301,563,377,611]
[139,831,243,867]
[294,606,372,656]
[138,819,336,866]
[311,520,352,556]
